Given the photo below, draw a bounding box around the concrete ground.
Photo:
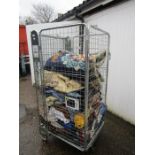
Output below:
[19,75,135,155]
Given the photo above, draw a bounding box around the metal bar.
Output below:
[85,121,105,151]
[84,25,90,149]
[39,23,87,34]
[104,34,110,105]
[48,131,85,151]
[72,33,107,40]
[79,24,84,54]
[90,25,110,36]
[38,32,49,140]
[40,34,66,40]
[31,31,49,141]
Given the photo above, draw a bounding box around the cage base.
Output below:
[39,120,105,151]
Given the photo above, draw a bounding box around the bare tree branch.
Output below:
[32,3,54,23]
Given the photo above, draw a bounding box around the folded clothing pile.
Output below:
[41,50,107,142]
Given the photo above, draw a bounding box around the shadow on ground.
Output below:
[19,75,135,155]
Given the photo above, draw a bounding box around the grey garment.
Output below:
[67,92,81,98]
[68,109,75,121]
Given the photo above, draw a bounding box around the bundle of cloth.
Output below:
[44,70,83,93]
[44,50,106,80]
[42,50,107,139]
[44,86,83,107]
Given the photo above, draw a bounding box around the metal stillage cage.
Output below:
[31,23,110,151]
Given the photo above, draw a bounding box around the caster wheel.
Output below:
[89,146,96,152]
[40,134,48,143]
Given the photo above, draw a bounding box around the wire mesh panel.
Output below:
[34,23,110,151]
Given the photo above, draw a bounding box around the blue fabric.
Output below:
[44,87,82,103]
[63,122,74,130]
[44,58,65,71]
[61,54,85,71]
[57,119,74,130]
[44,58,85,80]
[99,103,107,116]
[44,52,86,73]
[44,87,65,102]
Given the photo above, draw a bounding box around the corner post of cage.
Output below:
[31,30,47,139]
[104,32,111,105]
[38,30,50,140]
[38,30,45,87]
[84,24,90,148]
[90,25,111,105]
[38,30,48,111]
[79,24,84,54]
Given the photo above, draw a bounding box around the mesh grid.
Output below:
[35,24,110,150]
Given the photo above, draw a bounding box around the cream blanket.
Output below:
[44,70,83,93]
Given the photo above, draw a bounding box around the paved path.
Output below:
[19,75,135,155]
